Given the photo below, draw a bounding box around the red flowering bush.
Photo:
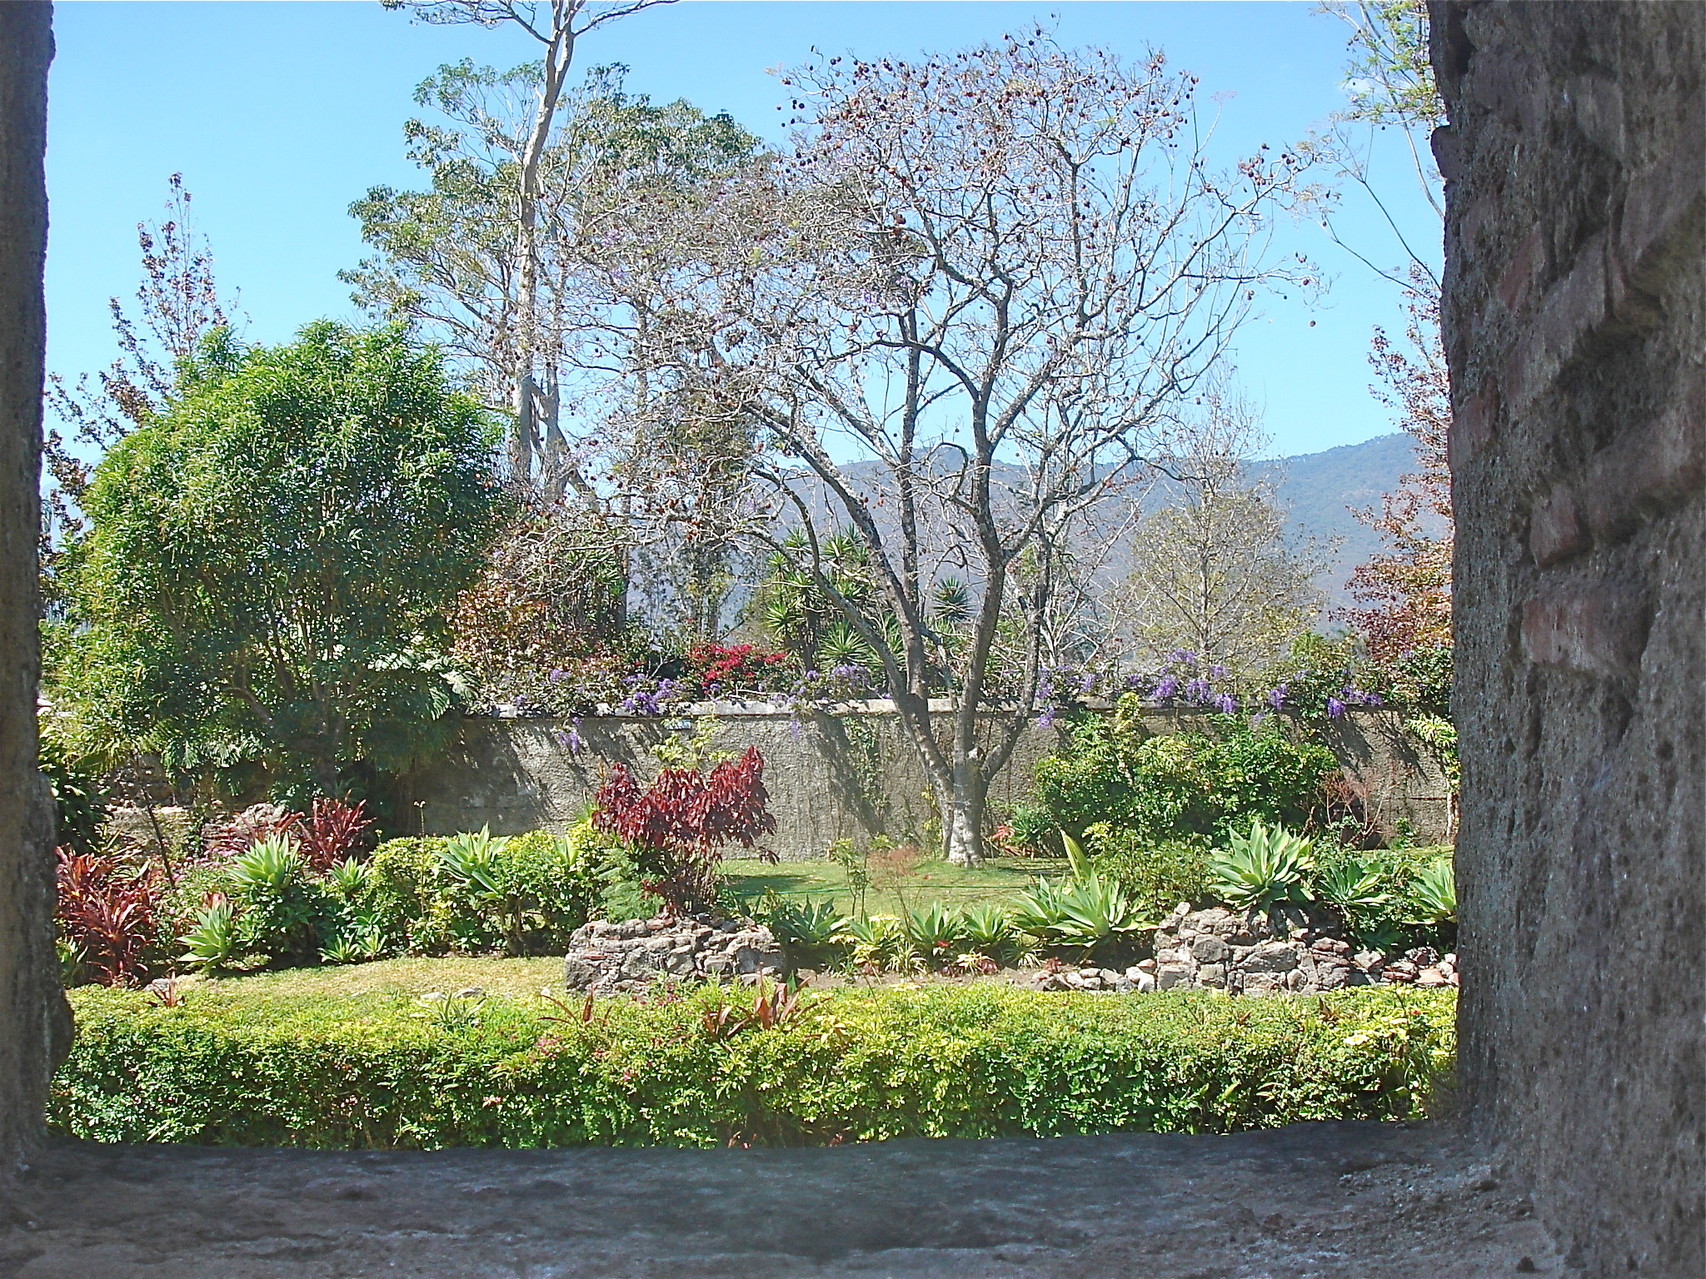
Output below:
[592,746,777,914]
[683,643,794,699]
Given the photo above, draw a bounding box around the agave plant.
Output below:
[767,896,847,951]
[1207,820,1316,913]
[902,901,962,964]
[1405,858,1457,924]
[325,856,372,898]
[1314,856,1392,922]
[436,828,505,899]
[836,913,905,971]
[320,914,385,965]
[957,901,1013,950]
[1010,876,1072,938]
[1049,877,1151,957]
[179,897,239,972]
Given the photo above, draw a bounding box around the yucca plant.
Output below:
[1207,820,1316,913]
[1405,858,1457,924]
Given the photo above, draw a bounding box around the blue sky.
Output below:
[45,0,1439,459]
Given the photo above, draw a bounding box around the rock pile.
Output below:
[562,915,784,994]
[1145,903,1459,996]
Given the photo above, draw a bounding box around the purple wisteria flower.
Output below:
[1266,684,1288,710]
[1212,692,1238,715]
[1326,696,1347,719]
[1209,663,1229,681]
[1183,677,1212,703]
[1152,674,1180,701]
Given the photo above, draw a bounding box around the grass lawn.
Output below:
[720,854,1067,917]
[175,955,568,1002]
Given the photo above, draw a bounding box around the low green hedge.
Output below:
[52,984,1454,1149]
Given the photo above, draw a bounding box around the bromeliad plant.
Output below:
[1207,820,1316,914]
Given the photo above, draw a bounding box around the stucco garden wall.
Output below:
[396,705,1452,857]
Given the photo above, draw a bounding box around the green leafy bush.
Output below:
[360,818,647,958]
[1031,701,1336,847]
[1085,828,1212,920]
[52,983,1455,1148]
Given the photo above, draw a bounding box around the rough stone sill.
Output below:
[2,1121,1560,1278]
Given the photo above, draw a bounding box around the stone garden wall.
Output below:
[396,703,1452,858]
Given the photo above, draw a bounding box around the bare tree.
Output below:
[45,174,231,548]
[376,0,676,484]
[1113,390,1324,679]
[643,29,1311,863]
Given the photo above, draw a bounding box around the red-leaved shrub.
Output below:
[55,847,163,987]
[203,797,372,872]
[593,746,777,914]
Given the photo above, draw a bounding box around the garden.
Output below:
[40,5,1461,1153]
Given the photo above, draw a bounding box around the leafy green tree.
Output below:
[50,323,506,802]
[345,61,756,495]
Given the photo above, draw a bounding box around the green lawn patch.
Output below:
[53,982,1454,1150]
[721,856,1068,917]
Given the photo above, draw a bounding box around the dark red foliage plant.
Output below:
[295,796,374,872]
[201,796,372,871]
[55,846,163,987]
[592,745,777,915]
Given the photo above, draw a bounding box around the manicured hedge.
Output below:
[51,984,1454,1149]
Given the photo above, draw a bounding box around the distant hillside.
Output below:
[1263,432,1426,613]
[734,432,1426,628]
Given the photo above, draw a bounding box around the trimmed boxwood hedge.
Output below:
[52,984,1454,1149]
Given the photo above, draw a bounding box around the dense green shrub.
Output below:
[1084,829,1212,921]
[1031,700,1337,848]
[52,983,1455,1149]
[361,818,651,957]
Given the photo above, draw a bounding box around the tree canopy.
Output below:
[50,322,506,801]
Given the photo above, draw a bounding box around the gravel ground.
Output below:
[0,1121,1562,1279]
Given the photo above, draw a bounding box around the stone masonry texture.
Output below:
[0,1,69,1201]
[1433,1,1704,1272]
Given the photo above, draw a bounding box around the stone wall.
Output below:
[1434,2,1704,1272]
[0,1,68,1193]
[397,704,1452,857]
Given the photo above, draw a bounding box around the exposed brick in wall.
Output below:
[0,1,69,1194]
[1433,2,1704,1271]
